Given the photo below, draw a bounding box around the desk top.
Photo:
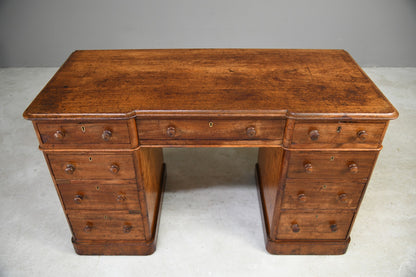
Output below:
[23,49,398,120]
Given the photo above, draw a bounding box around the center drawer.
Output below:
[137,119,284,141]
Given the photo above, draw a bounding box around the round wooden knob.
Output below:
[102,129,112,141]
[246,127,256,137]
[167,126,176,137]
[291,223,300,233]
[123,224,132,233]
[348,162,358,174]
[109,164,120,174]
[54,130,65,140]
[116,194,127,202]
[65,164,75,174]
[357,130,368,140]
[74,194,83,204]
[304,162,313,173]
[84,223,93,232]
[309,129,320,141]
[338,193,348,203]
[297,193,307,202]
[330,223,338,232]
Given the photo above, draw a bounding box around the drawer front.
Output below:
[277,211,354,240]
[287,151,378,179]
[36,121,131,145]
[281,180,366,210]
[291,122,386,147]
[58,181,140,210]
[137,119,284,141]
[48,153,136,180]
[68,211,145,240]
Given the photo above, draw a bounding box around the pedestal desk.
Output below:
[23,49,398,255]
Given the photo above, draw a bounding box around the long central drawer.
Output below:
[137,119,285,142]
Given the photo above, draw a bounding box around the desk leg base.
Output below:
[255,163,350,255]
[71,164,167,255]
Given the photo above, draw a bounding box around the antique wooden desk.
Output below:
[23,49,398,255]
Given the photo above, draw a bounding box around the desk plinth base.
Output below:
[72,238,157,255]
[255,164,350,255]
[72,164,166,255]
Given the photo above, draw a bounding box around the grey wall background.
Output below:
[0,0,415,67]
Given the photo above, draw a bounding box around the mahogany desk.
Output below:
[23,49,398,255]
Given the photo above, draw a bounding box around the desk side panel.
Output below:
[136,148,164,237]
[257,147,284,234]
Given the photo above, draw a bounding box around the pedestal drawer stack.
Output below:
[32,119,164,255]
[257,120,388,254]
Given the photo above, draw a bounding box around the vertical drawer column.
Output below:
[33,119,166,255]
[256,119,387,255]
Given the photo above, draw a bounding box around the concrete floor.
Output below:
[0,67,415,276]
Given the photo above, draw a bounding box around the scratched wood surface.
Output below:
[23,49,398,120]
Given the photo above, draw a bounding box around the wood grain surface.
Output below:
[23,49,398,120]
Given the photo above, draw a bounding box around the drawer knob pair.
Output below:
[308,129,368,141]
[303,162,358,174]
[65,163,119,174]
[83,223,132,233]
[291,223,338,233]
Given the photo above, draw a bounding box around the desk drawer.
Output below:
[47,153,136,180]
[291,121,386,147]
[281,180,366,210]
[286,151,378,179]
[276,211,354,240]
[58,181,140,210]
[137,119,284,141]
[68,211,145,240]
[36,121,132,146]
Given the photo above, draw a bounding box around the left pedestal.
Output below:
[31,120,165,255]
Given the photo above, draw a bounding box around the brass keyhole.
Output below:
[337,126,342,133]
[81,126,86,133]
[88,157,92,162]
[330,156,335,161]
[209,121,214,128]
[96,186,100,190]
